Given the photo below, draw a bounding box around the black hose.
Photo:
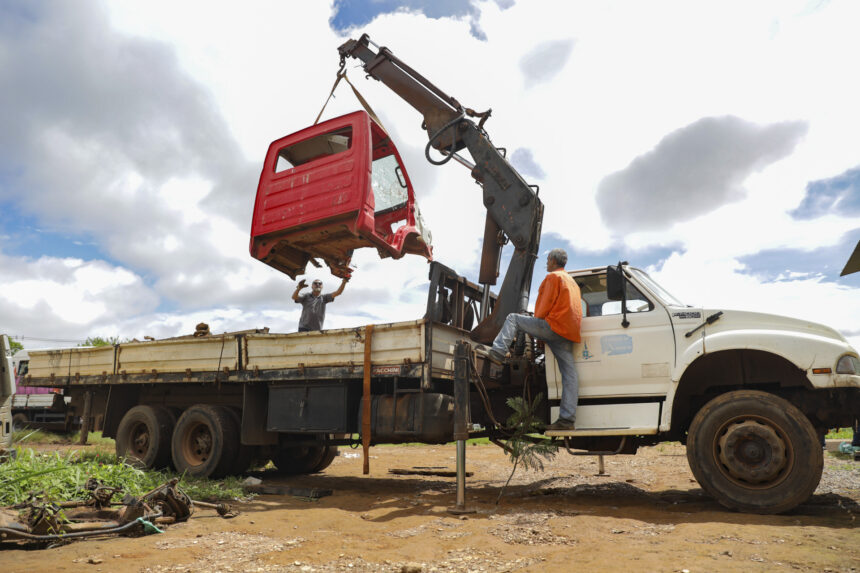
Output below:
[424,113,466,166]
[0,511,163,541]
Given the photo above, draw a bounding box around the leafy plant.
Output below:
[0,447,249,506]
[9,339,23,355]
[79,336,127,347]
[496,393,557,504]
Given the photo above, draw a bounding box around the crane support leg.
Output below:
[449,340,476,515]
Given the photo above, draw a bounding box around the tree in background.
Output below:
[79,336,127,347]
[9,340,23,355]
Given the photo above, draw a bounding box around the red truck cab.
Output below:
[250,110,432,278]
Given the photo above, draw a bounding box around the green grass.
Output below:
[826,452,859,464]
[12,428,73,444]
[825,427,855,440]
[0,447,249,506]
[68,431,115,447]
[12,429,115,448]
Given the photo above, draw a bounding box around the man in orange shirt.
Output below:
[487,248,582,431]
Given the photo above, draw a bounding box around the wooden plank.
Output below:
[245,320,425,370]
[118,337,238,373]
[28,346,114,378]
[430,324,460,378]
[389,468,473,477]
[25,319,457,382]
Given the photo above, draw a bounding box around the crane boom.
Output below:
[338,34,544,343]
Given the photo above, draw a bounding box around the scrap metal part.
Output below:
[0,477,235,546]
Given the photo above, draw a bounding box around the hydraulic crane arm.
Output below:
[338,34,544,343]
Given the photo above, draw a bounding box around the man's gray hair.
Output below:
[548,248,568,267]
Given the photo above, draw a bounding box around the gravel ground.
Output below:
[5,443,859,573]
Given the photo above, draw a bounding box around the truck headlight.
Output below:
[836,355,860,374]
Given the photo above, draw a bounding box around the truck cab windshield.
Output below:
[629,268,685,307]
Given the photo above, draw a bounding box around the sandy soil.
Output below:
[3,442,859,573]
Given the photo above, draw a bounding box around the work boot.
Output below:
[545,418,576,431]
[475,344,507,365]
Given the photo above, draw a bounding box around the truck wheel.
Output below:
[272,444,337,474]
[171,405,238,478]
[312,445,338,472]
[12,413,29,432]
[115,405,175,469]
[686,390,822,514]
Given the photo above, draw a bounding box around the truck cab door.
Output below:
[0,335,13,399]
[1,335,14,449]
[545,270,675,433]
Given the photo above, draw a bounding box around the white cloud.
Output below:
[520,39,576,85]
[651,250,860,350]
[596,116,808,232]
[0,252,158,339]
[0,0,857,358]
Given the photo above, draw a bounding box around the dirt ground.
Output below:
[3,442,859,573]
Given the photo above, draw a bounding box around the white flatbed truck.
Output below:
[13,34,860,515]
[17,261,860,513]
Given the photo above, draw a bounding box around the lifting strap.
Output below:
[315,67,389,136]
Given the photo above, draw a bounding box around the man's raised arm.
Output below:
[292,279,307,302]
[331,277,349,299]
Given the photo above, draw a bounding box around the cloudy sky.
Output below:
[1,0,858,350]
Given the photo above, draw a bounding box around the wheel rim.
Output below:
[714,416,791,487]
[129,422,152,457]
[181,421,213,466]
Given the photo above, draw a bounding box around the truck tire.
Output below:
[171,405,239,478]
[686,390,822,514]
[12,413,29,432]
[312,445,338,472]
[272,443,338,474]
[115,405,175,469]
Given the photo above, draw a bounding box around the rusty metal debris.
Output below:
[0,477,236,547]
[389,468,473,477]
[242,484,332,499]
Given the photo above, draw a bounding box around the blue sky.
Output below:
[0,202,106,262]
[329,0,511,39]
[1,0,858,349]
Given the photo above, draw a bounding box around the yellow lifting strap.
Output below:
[314,67,389,136]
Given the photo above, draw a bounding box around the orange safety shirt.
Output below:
[534,269,582,343]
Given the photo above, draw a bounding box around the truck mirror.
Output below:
[606,265,625,301]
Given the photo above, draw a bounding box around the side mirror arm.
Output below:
[618,265,630,328]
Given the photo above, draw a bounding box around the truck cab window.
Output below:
[371,154,408,214]
[275,126,353,172]
[575,273,653,317]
